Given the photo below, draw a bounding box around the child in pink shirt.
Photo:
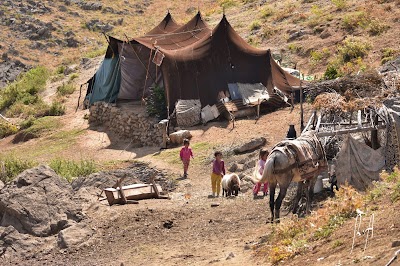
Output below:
[253,149,269,198]
[180,139,194,178]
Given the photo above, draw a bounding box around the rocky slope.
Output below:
[1,0,399,87]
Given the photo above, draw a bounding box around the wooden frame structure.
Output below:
[303,108,386,145]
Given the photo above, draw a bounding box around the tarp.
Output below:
[336,135,385,191]
[88,57,121,104]
[236,83,269,105]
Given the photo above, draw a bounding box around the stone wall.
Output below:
[89,102,165,147]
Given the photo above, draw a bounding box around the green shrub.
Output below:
[47,101,66,116]
[19,116,36,130]
[146,86,167,120]
[288,43,304,55]
[84,47,107,59]
[324,64,340,80]
[368,19,389,36]
[250,20,261,31]
[0,66,49,111]
[57,83,75,96]
[55,65,65,75]
[0,157,36,183]
[0,121,18,138]
[260,6,273,19]
[69,73,79,81]
[18,116,61,139]
[331,0,347,10]
[49,158,97,182]
[381,48,399,65]
[338,38,371,63]
[310,48,331,62]
[218,0,237,8]
[342,12,369,32]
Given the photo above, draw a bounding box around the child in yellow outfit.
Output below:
[211,151,225,197]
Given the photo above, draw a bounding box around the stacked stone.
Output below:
[89,102,164,146]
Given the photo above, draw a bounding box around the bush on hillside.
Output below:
[0,121,18,139]
[13,116,61,143]
[338,38,371,63]
[146,86,167,120]
[57,83,75,96]
[49,159,97,182]
[0,66,49,111]
[47,101,66,116]
[0,157,36,183]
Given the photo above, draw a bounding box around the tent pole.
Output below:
[299,69,304,132]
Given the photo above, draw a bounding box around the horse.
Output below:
[257,131,327,223]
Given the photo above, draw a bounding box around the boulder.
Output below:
[0,180,4,190]
[233,137,266,154]
[0,225,52,259]
[229,163,238,172]
[169,130,192,145]
[57,222,94,249]
[0,165,84,237]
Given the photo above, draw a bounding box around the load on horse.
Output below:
[256,130,328,223]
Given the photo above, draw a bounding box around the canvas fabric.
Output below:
[236,83,269,105]
[86,12,303,111]
[335,135,385,191]
[87,57,121,104]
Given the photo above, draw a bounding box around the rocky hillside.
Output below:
[0,0,399,87]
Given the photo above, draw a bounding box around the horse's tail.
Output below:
[253,153,275,183]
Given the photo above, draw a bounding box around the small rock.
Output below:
[0,180,4,189]
[211,203,220,207]
[226,252,235,260]
[57,223,94,249]
[229,163,238,172]
[163,220,173,229]
[233,137,266,154]
[320,30,331,39]
[392,240,400,247]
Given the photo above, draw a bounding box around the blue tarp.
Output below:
[87,57,121,104]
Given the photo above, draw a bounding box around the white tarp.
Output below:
[236,83,269,105]
[336,135,385,191]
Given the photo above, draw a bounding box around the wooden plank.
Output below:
[315,114,322,131]
[317,124,386,137]
[104,184,163,205]
[302,112,315,134]
[357,110,362,128]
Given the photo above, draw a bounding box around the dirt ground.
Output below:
[2,72,400,266]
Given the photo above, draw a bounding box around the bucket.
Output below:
[313,175,323,193]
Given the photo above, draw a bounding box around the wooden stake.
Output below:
[299,69,304,131]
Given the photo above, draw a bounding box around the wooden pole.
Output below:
[317,124,386,137]
[371,114,380,150]
[299,69,304,131]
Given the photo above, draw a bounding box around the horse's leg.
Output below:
[274,184,288,223]
[268,182,276,223]
[306,177,317,214]
[292,181,304,214]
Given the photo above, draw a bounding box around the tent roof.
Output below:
[144,12,181,36]
[134,12,211,50]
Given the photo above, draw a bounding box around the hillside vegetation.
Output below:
[0,0,399,84]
